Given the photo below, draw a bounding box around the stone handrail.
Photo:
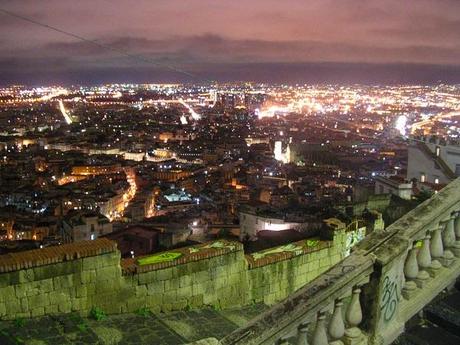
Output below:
[220,252,374,345]
[220,177,460,345]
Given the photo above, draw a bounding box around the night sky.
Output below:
[1,0,460,85]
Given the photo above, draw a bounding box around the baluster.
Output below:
[417,234,431,269]
[418,233,441,277]
[328,299,345,345]
[344,287,366,345]
[443,216,456,248]
[430,226,444,260]
[414,239,430,288]
[453,211,460,256]
[312,311,328,345]
[402,246,418,299]
[296,322,310,345]
[279,337,291,345]
[439,221,455,267]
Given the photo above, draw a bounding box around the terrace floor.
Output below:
[0,304,267,345]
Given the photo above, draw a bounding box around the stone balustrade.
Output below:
[219,178,460,345]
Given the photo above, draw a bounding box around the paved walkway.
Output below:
[0,304,267,345]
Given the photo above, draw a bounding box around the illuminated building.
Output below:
[239,204,309,241]
[71,164,122,176]
[274,141,283,162]
[61,212,112,243]
[407,136,460,185]
[374,176,413,200]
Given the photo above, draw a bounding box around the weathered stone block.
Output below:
[34,264,68,281]
[157,268,173,281]
[54,275,73,290]
[100,301,122,314]
[189,294,203,308]
[331,254,341,264]
[161,303,173,312]
[126,297,146,312]
[0,286,16,302]
[58,301,71,313]
[44,304,59,315]
[138,271,157,285]
[24,280,49,297]
[86,283,96,296]
[49,291,70,307]
[28,293,49,309]
[7,271,20,285]
[320,257,331,267]
[192,284,205,296]
[94,253,119,269]
[80,270,96,284]
[75,284,87,298]
[64,261,81,275]
[145,292,163,305]
[0,302,6,317]
[216,277,228,289]
[41,279,54,293]
[5,298,20,315]
[0,273,11,288]
[179,274,192,287]
[203,292,215,305]
[19,298,28,312]
[18,269,35,284]
[176,264,191,277]
[163,290,177,302]
[14,284,28,299]
[135,284,147,297]
[196,260,210,271]
[189,262,204,274]
[96,266,119,281]
[177,285,193,299]
[30,307,45,318]
[172,299,188,310]
[72,297,88,311]
[192,271,209,284]
[147,280,164,294]
[164,278,180,291]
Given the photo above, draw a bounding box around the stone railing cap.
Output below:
[0,238,117,273]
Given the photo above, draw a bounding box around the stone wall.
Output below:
[245,230,348,305]
[0,239,121,320]
[121,242,248,312]
[0,224,357,320]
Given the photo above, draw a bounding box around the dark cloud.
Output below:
[14,35,460,65]
[372,17,460,41]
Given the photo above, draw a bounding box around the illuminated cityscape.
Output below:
[1,1,460,345]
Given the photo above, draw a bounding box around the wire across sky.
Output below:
[0,7,209,82]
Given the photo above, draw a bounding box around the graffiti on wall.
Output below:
[380,275,400,322]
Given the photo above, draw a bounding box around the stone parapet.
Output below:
[0,230,352,320]
[0,238,117,273]
[245,238,332,269]
[122,240,243,274]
